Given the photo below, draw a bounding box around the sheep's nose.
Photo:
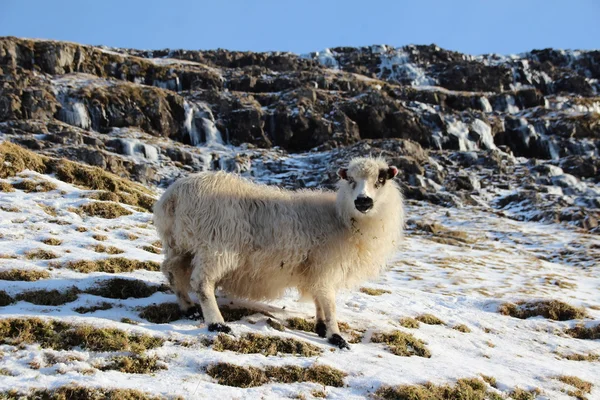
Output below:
[354,196,373,213]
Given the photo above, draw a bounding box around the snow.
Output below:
[377,47,435,86]
[470,119,496,150]
[1,159,598,399]
[445,118,475,151]
[184,101,225,147]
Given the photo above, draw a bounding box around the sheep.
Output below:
[153,157,404,349]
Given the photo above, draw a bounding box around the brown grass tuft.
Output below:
[0,291,15,307]
[15,287,79,306]
[371,330,431,358]
[87,278,166,299]
[360,287,391,296]
[3,385,165,399]
[212,333,321,357]
[62,258,160,273]
[565,324,600,340]
[556,375,592,398]
[266,318,285,331]
[498,300,587,321]
[0,181,14,192]
[453,324,471,333]
[139,303,183,324]
[12,179,57,193]
[24,249,59,260]
[92,233,108,241]
[41,237,62,246]
[81,202,132,219]
[0,317,163,353]
[90,244,125,254]
[415,313,445,325]
[141,245,162,254]
[375,378,488,400]
[0,269,50,281]
[399,317,420,329]
[74,302,113,314]
[206,362,345,388]
[101,354,166,374]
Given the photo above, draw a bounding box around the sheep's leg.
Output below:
[162,252,200,319]
[313,297,327,338]
[315,290,350,349]
[190,254,230,333]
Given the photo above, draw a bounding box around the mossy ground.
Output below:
[498,300,587,321]
[0,291,14,307]
[555,376,592,400]
[0,318,163,353]
[12,179,57,193]
[371,330,431,358]
[212,333,322,357]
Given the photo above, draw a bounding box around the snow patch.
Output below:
[378,47,435,86]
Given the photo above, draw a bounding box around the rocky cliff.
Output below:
[0,37,598,231]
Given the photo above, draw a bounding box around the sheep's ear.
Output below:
[387,166,398,179]
[337,168,348,180]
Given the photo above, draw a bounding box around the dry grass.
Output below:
[139,303,183,324]
[0,318,163,353]
[12,179,57,193]
[375,378,489,400]
[286,317,316,332]
[0,291,14,307]
[399,317,420,329]
[0,181,14,192]
[415,313,445,325]
[90,244,125,254]
[92,234,108,241]
[212,333,322,357]
[62,258,160,273]
[101,354,166,374]
[24,249,59,260]
[81,202,132,219]
[556,375,592,399]
[0,142,155,211]
[557,352,599,361]
[498,300,587,321]
[565,324,600,340]
[480,375,497,388]
[15,287,79,306]
[360,287,392,296]
[510,387,541,400]
[266,318,285,331]
[206,362,346,388]
[87,278,166,299]
[0,269,50,281]
[41,237,62,246]
[2,385,166,400]
[141,245,162,254]
[453,324,472,333]
[0,205,20,212]
[74,302,113,314]
[371,331,431,358]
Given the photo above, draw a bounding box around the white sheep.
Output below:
[153,157,404,348]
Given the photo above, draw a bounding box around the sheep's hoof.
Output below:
[315,320,327,338]
[185,306,203,320]
[208,323,232,333]
[328,334,350,349]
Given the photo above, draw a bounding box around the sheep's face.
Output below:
[337,158,398,216]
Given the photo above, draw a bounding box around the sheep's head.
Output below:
[337,157,398,216]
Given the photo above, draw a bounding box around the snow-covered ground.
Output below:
[0,167,599,399]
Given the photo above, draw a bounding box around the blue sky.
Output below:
[1,0,598,55]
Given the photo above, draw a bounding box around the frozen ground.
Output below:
[0,165,599,399]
